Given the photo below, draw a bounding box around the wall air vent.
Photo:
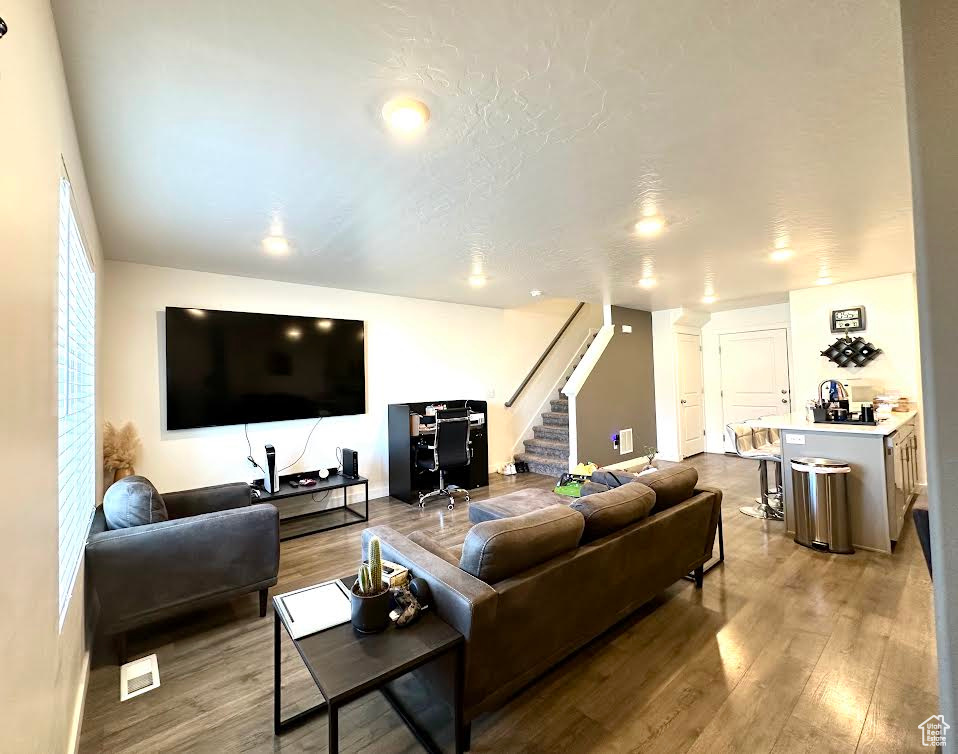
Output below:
[120,654,160,701]
[620,428,633,455]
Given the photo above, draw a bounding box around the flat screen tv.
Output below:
[165,307,365,430]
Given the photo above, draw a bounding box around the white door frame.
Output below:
[676,329,706,458]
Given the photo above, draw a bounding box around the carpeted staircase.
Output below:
[516,395,571,476]
[515,330,596,477]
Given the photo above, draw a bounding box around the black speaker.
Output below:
[342,448,358,478]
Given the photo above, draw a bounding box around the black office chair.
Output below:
[417,408,473,509]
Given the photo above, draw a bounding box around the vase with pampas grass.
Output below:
[103,421,141,485]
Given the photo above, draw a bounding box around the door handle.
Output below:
[680,399,687,404]
[781,389,788,394]
[781,399,788,403]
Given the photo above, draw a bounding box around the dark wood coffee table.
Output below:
[273,580,465,753]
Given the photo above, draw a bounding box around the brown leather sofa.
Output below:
[362,465,721,736]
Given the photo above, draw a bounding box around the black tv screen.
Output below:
[165,307,366,430]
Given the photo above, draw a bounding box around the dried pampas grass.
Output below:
[103,421,141,471]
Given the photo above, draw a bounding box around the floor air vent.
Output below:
[120,654,160,701]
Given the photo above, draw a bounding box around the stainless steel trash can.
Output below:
[791,457,853,554]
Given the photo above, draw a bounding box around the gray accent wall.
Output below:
[574,306,656,468]
[901,0,958,725]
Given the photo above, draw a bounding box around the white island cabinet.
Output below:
[750,411,919,554]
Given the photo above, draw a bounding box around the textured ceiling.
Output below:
[53,0,915,310]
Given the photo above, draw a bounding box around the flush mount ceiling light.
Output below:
[262,235,290,256]
[635,215,667,238]
[382,97,430,132]
[769,248,795,262]
[530,289,543,297]
[816,276,834,286]
[637,277,657,289]
[468,275,487,288]
[701,294,717,304]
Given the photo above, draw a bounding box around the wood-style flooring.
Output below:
[78,453,938,753]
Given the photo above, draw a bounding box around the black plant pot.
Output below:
[350,585,391,634]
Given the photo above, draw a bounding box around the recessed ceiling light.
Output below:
[635,215,667,237]
[468,275,487,288]
[530,289,543,297]
[816,276,834,286]
[382,97,430,132]
[316,319,333,331]
[263,235,290,256]
[769,248,794,262]
[701,295,717,304]
[185,308,206,319]
[286,326,302,341]
[637,277,657,289]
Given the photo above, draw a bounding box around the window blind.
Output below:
[57,177,96,628]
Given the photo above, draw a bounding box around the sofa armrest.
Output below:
[163,482,252,519]
[691,486,723,558]
[361,526,498,641]
[86,503,279,633]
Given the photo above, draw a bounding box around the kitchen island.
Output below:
[750,410,919,553]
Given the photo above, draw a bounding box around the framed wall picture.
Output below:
[831,306,866,333]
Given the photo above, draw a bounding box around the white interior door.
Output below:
[676,332,705,458]
[720,329,791,452]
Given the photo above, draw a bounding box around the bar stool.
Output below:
[726,423,784,520]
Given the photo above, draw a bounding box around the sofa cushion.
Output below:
[468,487,562,524]
[102,476,169,530]
[570,482,656,542]
[408,530,460,567]
[460,505,585,584]
[639,465,699,513]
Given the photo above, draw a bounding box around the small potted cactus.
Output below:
[350,536,391,633]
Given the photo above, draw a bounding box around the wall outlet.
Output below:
[621,324,633,333]
[620,428,634,455]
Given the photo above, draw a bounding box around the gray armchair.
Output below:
[86,482,279,663]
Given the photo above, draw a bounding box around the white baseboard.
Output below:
[67,648,92,754]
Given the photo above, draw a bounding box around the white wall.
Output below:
[103,262,569,499]
[651,308,711,461]
[652,310,682,461]
[701,303,791,452]
[0,2,103,751]
[900,0,958,723]
[503,301,602,458]
[789,273,925,481]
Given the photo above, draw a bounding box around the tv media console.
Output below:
[253,469,369,541]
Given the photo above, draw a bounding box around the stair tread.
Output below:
[515,452,569,474]
[534,425,569,437]
[524,437,569,450]
[542,411,569,422]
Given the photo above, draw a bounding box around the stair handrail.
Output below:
[505,301,585,408]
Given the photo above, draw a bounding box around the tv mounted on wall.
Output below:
[165,307,366,430]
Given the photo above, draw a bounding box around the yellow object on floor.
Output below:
[572,462,597,476]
